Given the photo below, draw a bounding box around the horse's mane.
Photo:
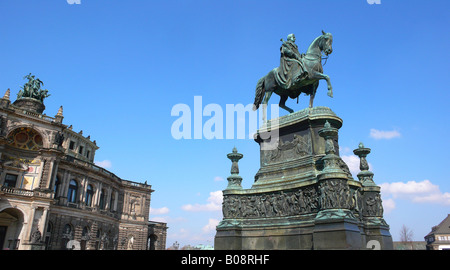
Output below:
[307,33,331,54]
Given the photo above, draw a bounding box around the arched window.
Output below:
[149,234,158,250]
[61,224,73,250]
[63,224,72,235]
[81,226,90,250]
[99,189,106,210]
[109,192,116,212]
[53,176,60,198]
[85,184,94,206]
[68,180,78,203]
[7,127,43,151]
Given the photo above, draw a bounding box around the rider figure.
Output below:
[277,33,308,90]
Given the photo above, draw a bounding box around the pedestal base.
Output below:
[215,217,316,250]
[215,107,393,250]
[312,209,363,250]
[12,97,45,114]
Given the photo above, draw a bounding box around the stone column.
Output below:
[27,207,37,242]
[80,177,87,206]
[46,159,55,190]
[50,160,60,191]
[105,186,112,210]
[95,182,103,209]
[39,208,49,238]
[38,159,46,189]
[313,121,362,250]
[353,143,393,249]
[113,190,118,212]
[57,170,68,202]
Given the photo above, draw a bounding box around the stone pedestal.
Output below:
[252,107,346,190]
[13,97,45,114]
[313,209,363,250]
[215,107,393,250]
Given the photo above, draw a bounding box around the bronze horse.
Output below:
[253,31,334,121]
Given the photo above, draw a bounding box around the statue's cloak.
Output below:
[275,41,308,93]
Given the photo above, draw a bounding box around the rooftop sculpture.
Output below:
[17,73,51,103]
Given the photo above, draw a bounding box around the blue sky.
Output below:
[1,0,449,248]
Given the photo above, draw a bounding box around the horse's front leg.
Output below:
[325,74,333,98]
[310,71,333,98]
[279,95,294,113]
[261,91,273,122]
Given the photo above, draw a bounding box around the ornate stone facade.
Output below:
[148,221,168,250]
[0,85,167,250]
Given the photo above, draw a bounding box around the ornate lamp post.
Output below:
[353,142,376,186]
[317,121,347,179]
[226,147,243,190]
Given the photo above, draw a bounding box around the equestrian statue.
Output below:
[253,31,334,121]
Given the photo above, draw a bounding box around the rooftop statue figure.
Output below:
[17,73,51,103]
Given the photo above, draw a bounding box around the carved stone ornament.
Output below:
[364,193,384,217]
[31,229,42,243]
[318,180,353,210]
[262,133,312,165]
[222,186,319,219]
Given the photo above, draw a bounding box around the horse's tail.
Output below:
[253,77,265,111]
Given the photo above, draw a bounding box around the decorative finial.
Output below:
[54,105,64,123]
[318,120,338,155]
[57,106,63,116]
[317,120,347,179]
[353,142,371,171]
[353,142,376,186]
[226,147,244,189]
[3,89,10,100]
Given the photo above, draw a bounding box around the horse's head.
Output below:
[320,30,333,56]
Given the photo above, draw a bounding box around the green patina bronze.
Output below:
[226,147,244,190]
[215,31,393,249]
[253,31,333,122]
[17,73,50,103]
